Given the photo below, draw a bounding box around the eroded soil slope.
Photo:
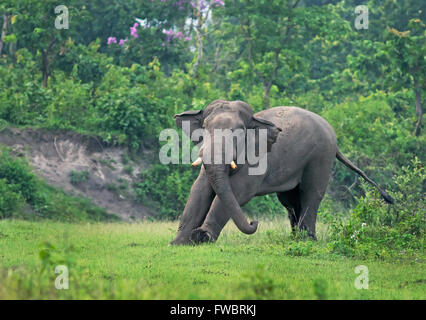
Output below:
[0,127,156,220]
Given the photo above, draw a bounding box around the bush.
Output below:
[95,62,172,151]
[322,93,424,207]
[0,49,48,125]
[244,195,283,218]
[46,72,93,129]
[0,179,25,218]
[69,170,90,186]
[136,164,198,219]
[329,157,425,259]
[54,40,113,85]
[0,148,42,206]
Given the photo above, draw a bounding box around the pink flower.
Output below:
[162,28,175,41]
[213,0,225,6]
[130,26,139,39]
[107,37,117,45]
[119,37,128,45]
[184,36,191,41]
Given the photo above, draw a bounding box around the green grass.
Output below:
[0,218,424,300]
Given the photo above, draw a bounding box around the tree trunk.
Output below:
[0,14,8,56]
[413,77,423,136]
[192,1,204,76]
[42,50,49,87]
[263,82,272,109]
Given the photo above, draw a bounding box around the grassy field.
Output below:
[0,218,424,300]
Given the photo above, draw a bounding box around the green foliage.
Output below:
[0,179,24,218]
[94,61,177,151]
[323,94,418,162]
[313,279,329,300]
[238,265,277,299]
[286,239,315,257]
[46,72,93,129]
[136,164,198,219]
[0,148,41,205]
[55,40,113,85]
[323,93,424,205]
[329,158,425,259]
[0,49,48,125]
[244,194,283,218]
[69,170,89,186]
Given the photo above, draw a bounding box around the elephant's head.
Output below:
[174,100,281,235]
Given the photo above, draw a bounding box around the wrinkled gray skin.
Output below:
[170,100,393,245]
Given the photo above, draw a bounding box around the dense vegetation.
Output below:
[0,0,424,262]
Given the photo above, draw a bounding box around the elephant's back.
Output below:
[255,106,335,140]
[255,106,337,148]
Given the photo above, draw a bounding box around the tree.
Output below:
[211,0,351,108]
[9,0,79,87]
[386,19,425,136]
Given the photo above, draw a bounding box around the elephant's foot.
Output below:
[169,239,191,246]
[191,228,215,244]
[169,234,193,246]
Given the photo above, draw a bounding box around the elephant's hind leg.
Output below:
[297,159,334,240]
[277,186,301,231]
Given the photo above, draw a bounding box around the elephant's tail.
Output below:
[336,149,394,204]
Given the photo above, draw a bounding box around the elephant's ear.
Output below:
[174,110,204,143]
[251,116,282,152]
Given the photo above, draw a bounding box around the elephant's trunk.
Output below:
[204,163,258,234]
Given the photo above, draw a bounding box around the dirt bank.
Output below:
[0,127,156,220]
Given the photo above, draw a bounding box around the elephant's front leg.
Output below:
[191,168,261,244]
[170,167,215,245]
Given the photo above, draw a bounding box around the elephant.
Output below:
[170,100,393,245]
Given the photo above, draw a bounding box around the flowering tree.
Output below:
[106,0,225,72]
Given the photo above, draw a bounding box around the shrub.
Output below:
[95,64,165,151]
[0,179,24,218]
[69,170,90,186]
[46,71,93,129]
[322,93,424,207]
[0,148,42,206]
[136,164,198,219]
[0,49,49,125]
[329,157,425,259]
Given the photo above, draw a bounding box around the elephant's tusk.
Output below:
[192,157,202,167]
[230,161,237,170]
